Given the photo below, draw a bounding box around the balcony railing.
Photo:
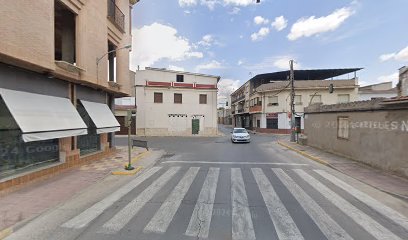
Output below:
[108,0,125,32]
[232,95,245,103]
[249,105,262,113]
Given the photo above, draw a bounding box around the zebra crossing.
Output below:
[61,166,408,240]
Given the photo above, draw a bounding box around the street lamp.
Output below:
[96,44,131,83]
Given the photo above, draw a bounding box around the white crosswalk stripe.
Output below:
[273,168,353,240]
[101,167,180,234]
[144,167,200,233]
[252,168,304,240]
[231,168,256,240]
[294,169,403,240]
[61,166,162,229]
[60,166,407,240]
[315,169,408,232]
[185,167,220,238]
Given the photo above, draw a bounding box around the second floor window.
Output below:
[176,75,184,82]
[154,92,163,103]
[174,93,182,104]
[295,95,302,105]
[338,94,350,103]
[268,96,278,106]
[199,94,207,104]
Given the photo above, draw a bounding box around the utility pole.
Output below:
[290,60,296,142]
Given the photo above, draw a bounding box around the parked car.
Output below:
[231,128,250,143]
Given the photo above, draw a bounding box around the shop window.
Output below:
[77,101,100,155]
[338,117,349,139]
[54,0,76,64]
[0,97,59,177]
[266,118,278,129]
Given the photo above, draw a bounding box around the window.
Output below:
[268,96,279,106]
[338,94,350,103]
[310,95,322,104]
[54,0,76,64]
[154,92,163,103]
[174,93,182,104]
[295,95,302,105]
[107,41,116,82]
[338,117,349,139]
[199,94,207,104]
[176,75,184,82]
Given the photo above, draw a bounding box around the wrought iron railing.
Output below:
[107,0,125,32]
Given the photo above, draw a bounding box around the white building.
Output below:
[358,82,397,101]
[134,68,219,136]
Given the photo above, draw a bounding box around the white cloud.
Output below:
[271,16,288,31]
[229,7,240,15]
[195,60,224,71]
[237,60,244,66]
[217,78,241,100]
[379,45,408,62]
[273,56,301,70]
[130,23,203,69]
[378,72,399,86]
[288,7,354,41]
[168,65,185,71]
[198,34,215,47]
[201,0,218,10]
[223,0,257,6]
[251,27,270,41]
[179,0,197,7]
[254,16,269,25]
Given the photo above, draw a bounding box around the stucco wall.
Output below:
[305,110,408,178]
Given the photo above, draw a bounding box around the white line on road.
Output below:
[273,168,353,240]
[315,169,408,232]
[231,168,256,240]
[185,167,220,238]
[61,166,162,229]
[162,160,308,166]
[144,167,200,233]
[294,169,402,240]
[101,167,180,234]
[252,168,304,240]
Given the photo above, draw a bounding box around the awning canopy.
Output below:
[79,100,120,134]
[0,88,87,142]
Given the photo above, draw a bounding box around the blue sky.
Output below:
[130,0,408,101]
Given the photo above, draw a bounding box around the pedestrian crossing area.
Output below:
[61,166,408,240]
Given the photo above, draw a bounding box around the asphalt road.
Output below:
[7,126,408,240]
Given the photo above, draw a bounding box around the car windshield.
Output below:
[233,129,247,134]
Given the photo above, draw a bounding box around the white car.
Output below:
[231,128,251,143]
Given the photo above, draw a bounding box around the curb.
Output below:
[277,141,331,166]
[112,166,143,176]
[0,227,12,240]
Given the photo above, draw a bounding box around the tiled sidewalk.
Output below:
[278,140,408,200]
[0,147,147,234]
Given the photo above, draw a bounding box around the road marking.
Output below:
[315,169,408,232]
[273,168,353,240]
[62,167,161,229]
[294,169,403,240]
[162,160,307,166]
[252,168,303,240]
[101,167,180,234]
[231,168,256,240]
[185,167,220,238]
[144,167,200,233]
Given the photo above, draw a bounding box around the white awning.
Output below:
[79,100,120,134]
[0,88,88,142]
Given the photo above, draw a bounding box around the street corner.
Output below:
[277,141,330,166]
[112,166,143,176]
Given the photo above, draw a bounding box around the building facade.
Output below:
[135,68,219,136]
[358,82,397,101]
[231,69,361,133]
[399,66,408,97]
[0,0,136,185]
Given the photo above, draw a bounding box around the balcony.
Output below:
[249,105,262,113]
[238,109,244,113]
[108,0,125,32]
[232,95,245,104]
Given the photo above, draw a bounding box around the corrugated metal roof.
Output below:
[256,79,357,92]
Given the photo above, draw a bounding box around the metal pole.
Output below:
[290,60,296,142]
